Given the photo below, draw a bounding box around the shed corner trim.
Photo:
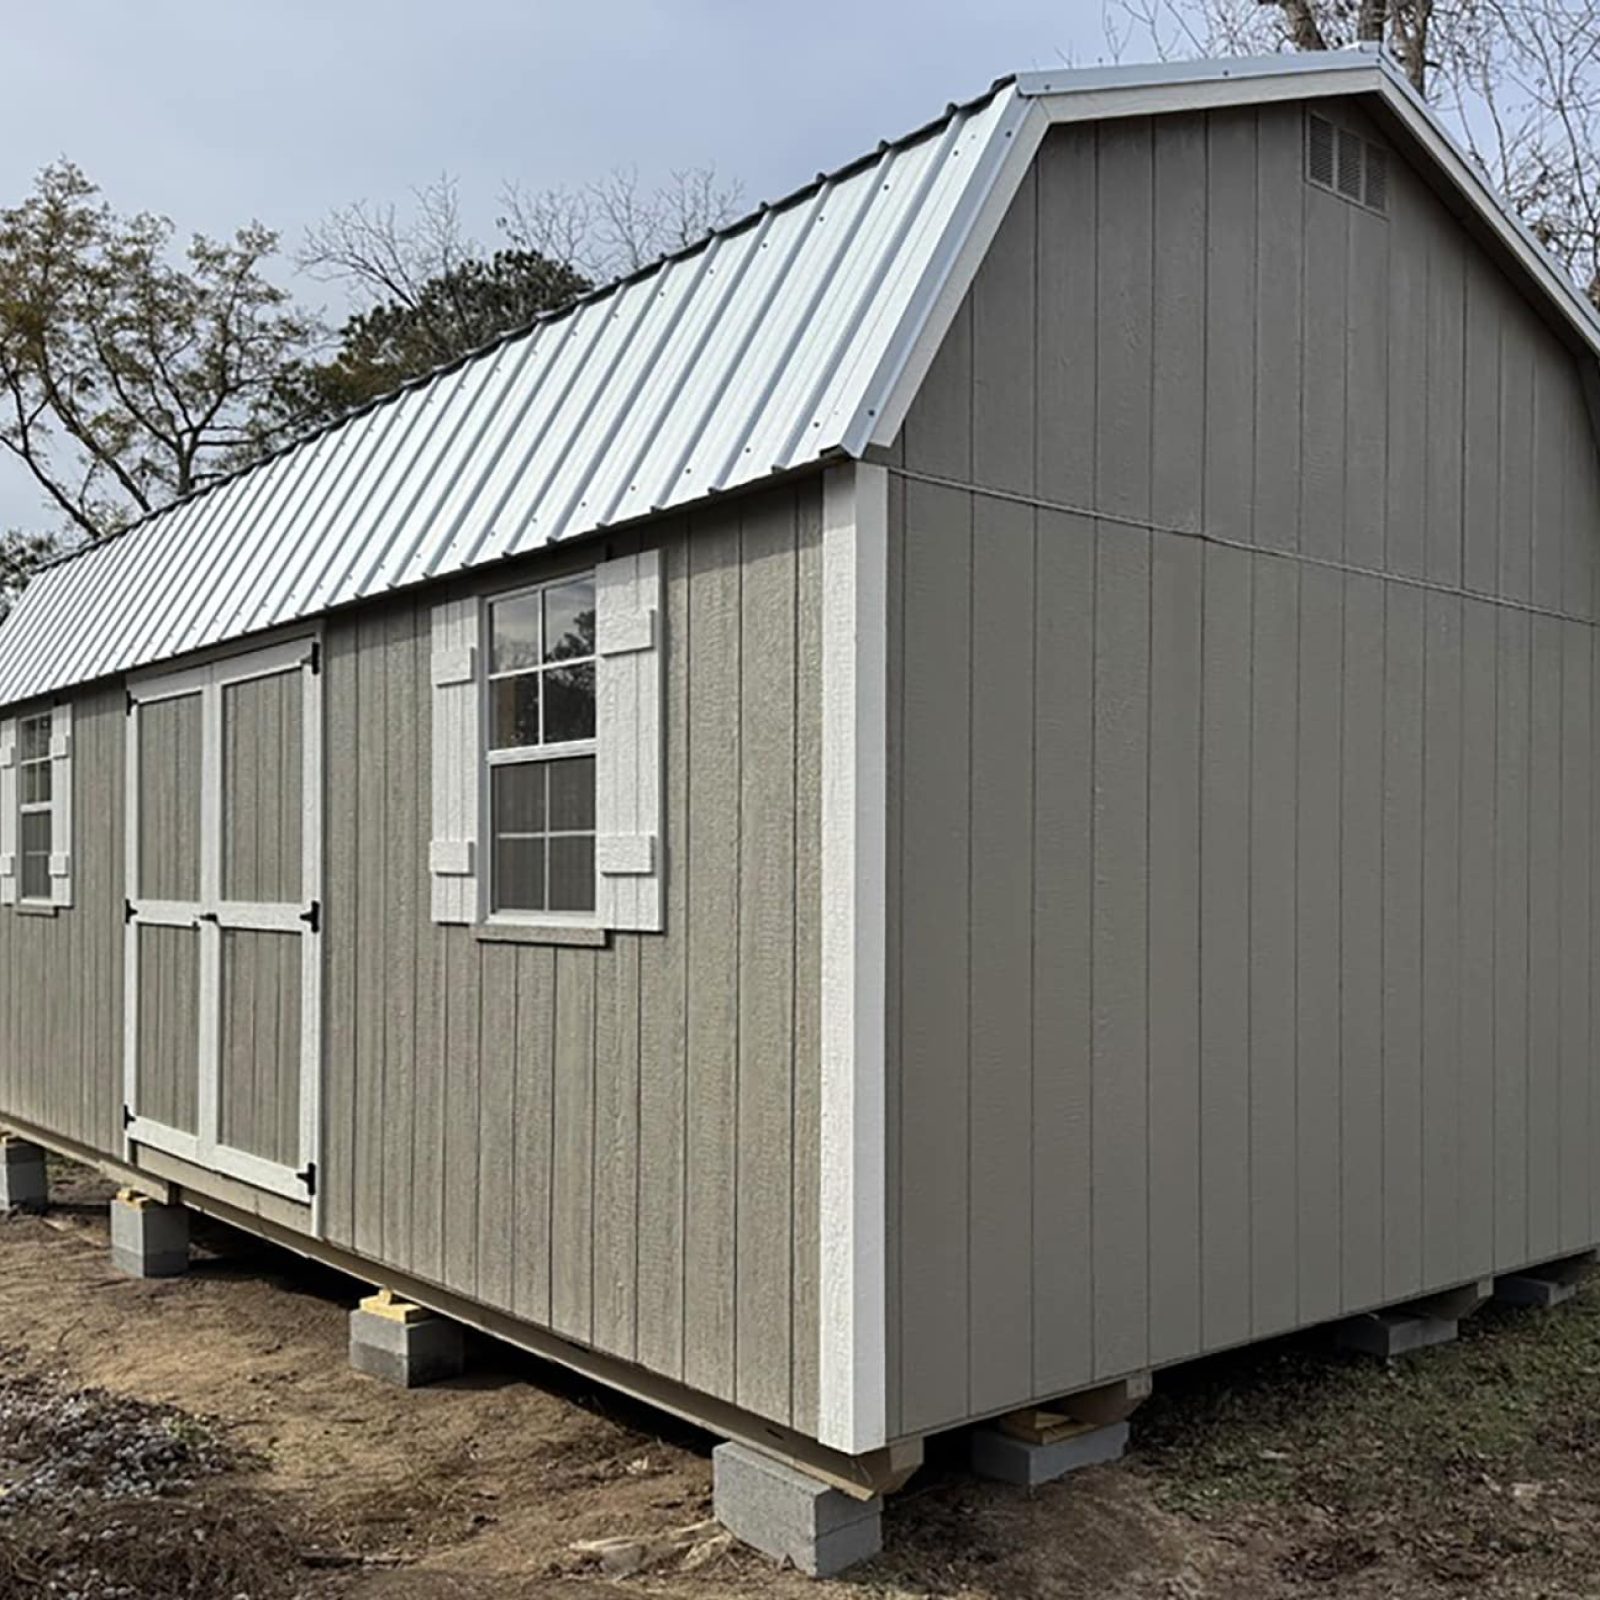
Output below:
[818,459,889,1456]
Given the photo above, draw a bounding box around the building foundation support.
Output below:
[1334,1278,1493,1359]
[0,1136,47,1212]
[349,1289,465,1387]
[712,1442,883,1577]
[970,1417,1130,1486]
[1495,1252,1597,1310]
[109,1189,190,1278]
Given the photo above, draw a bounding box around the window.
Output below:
[485,574,598,916]
[429,550,662,934]
[16,714,52,901]
[1,702,72,910]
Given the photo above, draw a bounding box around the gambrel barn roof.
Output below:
[1,46,1597,707]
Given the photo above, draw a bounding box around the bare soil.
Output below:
[4,1166,1600,1598]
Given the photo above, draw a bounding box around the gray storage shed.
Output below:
[3,45,1600,1565]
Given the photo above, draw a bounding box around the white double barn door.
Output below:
[124,638,322,1205]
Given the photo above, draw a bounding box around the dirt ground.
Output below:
[6,1168,1600,1599]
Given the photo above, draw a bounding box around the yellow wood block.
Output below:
[359,1289,431,1325]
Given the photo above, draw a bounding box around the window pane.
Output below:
[544,578,595,663]
[19,717,49,761]
[19,812,50,900]
[543,662,595,743]
[20,762,49,806]
[547,755,595,831]
[490,675,540,749]
[548,835,595,912]
[492,761,544,836]
[493,837,545,914]
[490,593,542,673]
[20,854,48,901]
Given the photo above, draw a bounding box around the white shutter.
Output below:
[595,550,664,932]
[430,597,480,924]
[0,718,15,907]
[48,702,72,907]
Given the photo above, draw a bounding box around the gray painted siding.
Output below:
[222,670,303,904]
[137,692,201,902]
[887,104,1600,1438]
[137,925,201,1136]
[319,478,824,1437]
[0,685,125,1152]
[218,928,301,1166]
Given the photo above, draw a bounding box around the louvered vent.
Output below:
[1364,143,1390,212]
[1306,111,1390,216]
[1337,126,1364,197]
[1307,114,1335,187]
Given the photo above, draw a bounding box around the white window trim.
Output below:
[430,553,664,934]
[16,711,53,905]
[0,704,72,909]
[479,574,601,927]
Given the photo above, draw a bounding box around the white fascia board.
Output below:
[817,460,889,1456]
[1368,66,1600,359]
[854,92,1050,455]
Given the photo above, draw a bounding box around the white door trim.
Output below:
[123,634,322,1218]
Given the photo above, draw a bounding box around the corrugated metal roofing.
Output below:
[0,78,1034,706]
[2,47,1596,707]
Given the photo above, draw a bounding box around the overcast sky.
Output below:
[0,1,1114,534]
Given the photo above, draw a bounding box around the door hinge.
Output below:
[297,1161,317,1196]
[197,910,219,925]
[124,898,135,924]
[300,900,321,934]
[125,691,136,715]
[122,1103,134,1130]
[307,641,321,676]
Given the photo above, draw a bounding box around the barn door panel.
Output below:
[124,638,322,1210]
[127,687,206,1144]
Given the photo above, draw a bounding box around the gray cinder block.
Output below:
[348,1299,465,1387]
[970,1419,1129,1487]
[0,1138,47,1212]
[712,1442,882,1577]
[1495,1272,1576,1309]
[109,1189,189,1278]
[1333,1310,1457,1359]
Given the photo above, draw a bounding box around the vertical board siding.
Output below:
[137,693,202,902]
[313,480,824,1438]
[888,101,1600,1436]
[134,924,200,1135]
[221,671,303,904]
[217,927,301,1166]
[0,687,124,1153]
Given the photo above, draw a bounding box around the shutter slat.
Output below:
[0,718,13,905]
[430,600,481,923]
[50,702,73,907]
[595,551,664,931]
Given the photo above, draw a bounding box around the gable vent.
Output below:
[1337,126,1364,198]
[1306,112,1389,216]
[1363,142,1390,212]
[1307,113,1335,187]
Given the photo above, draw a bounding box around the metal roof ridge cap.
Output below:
[1014,48,1384,98]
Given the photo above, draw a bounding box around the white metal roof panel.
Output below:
[3,49,1597,707]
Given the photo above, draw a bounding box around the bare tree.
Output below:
[498,163,745,280]
[1106,0,1600,302]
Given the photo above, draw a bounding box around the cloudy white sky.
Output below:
[0,1,1114,534]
